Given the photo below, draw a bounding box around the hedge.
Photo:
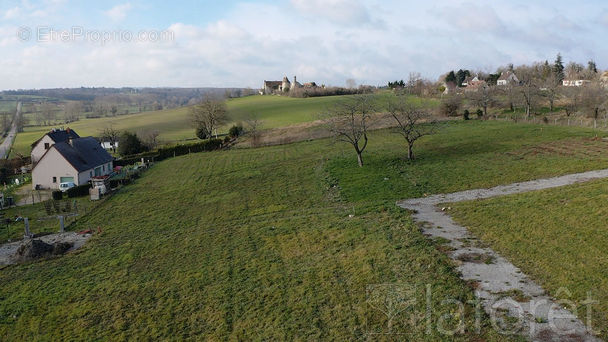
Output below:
[52,190,63,200]
[114,139,223,166]
[66,184,90,198]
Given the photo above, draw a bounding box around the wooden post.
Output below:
[24,218,31,238]
[59,216,65,233]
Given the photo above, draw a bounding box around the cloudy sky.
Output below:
[0,0,606,90]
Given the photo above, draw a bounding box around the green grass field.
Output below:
[10,95,363,157]
[10,94,438,157]
[2,120,608,340]
[449,179,608,339]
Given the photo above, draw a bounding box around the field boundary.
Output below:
[397,169,608,341]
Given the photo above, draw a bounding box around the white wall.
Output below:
[77,161,114,185]
[32,148,78,190]
[31,135,55,164]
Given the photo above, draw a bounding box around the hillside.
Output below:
[2,121,608,339]
[9,95,370,157]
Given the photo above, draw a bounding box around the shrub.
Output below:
[52,190,62,200]
[196,126,209,140]
[440,95,462,117]
[118,131,147,156]
[115,139,223,166]
[476,109,483,119]
[228,124,244,138]
[463,110,470,120]
[66,184,90,198]
[155,139,222,161]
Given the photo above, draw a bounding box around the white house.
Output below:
[496,71,519,86]
[32,136,114,190]
[562,79,591,87]
[31,128,80,164]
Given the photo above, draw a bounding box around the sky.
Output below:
[0,0,607,90]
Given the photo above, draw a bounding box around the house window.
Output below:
[94,167,102,177]
[90,171,93,177]
[44,143,50,150]
[102,165,105,172]
[52,177,57,183]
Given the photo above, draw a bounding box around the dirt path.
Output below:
[397,169,608,341]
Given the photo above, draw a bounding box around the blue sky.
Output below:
[0,0,606,90]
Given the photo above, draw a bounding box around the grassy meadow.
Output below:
[9,93,437,157]
[2,120,608,339]
[449,179,608,339]
[10,95,353,157]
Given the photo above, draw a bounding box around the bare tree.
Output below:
[345,78,357,89]
[515,66,541,119]
[388,96,438,160]
[561,86,581,126]
[245,114,263,147]
[190,97,229,139]
[324,95,376,167]
[541,73,560,112]
[581,84,608,129]
[39,102,56,126]
[100,125,120,153]
[467,84,496,118]
[1,113,10,133]
[138,129,161,150]
[65,101,83,123]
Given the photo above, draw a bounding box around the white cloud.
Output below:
[290,0,370,25]
[3,7,21,20]
[104,3,133,22]
[0,0,606,90]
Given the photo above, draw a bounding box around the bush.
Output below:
[463,110,470,120]
[476,109,483,119]
[52,190,62,200]
[118,131,147,156]
[196,126,209,140]
[441,95,462,117]
[66,184,90,198]
[228,124,244,138]
[115,139,224,166]
[155,139,223,161]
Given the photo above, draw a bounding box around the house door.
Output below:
[60,177,74,183]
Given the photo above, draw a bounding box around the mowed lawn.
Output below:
[2,120,608,340]
[449,179,608,339]
[9,95,362,157]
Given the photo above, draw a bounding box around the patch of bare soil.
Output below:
[0,232,93,267]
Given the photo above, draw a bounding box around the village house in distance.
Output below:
[31,128,114,190]
[261,75,317,95]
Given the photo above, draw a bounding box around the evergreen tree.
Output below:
[588,60,598,74]
[553,53,565,82]
[456,69,470,87]
[445,71,457,84]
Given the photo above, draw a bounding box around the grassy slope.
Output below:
[10,94,437,157]
[449,179,608,339]
[10,95,354,157]
[3,121,608,340]
[328,121,608,206]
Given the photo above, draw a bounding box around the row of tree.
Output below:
[325,95,438,167]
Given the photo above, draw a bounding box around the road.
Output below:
[0,101,21,159]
